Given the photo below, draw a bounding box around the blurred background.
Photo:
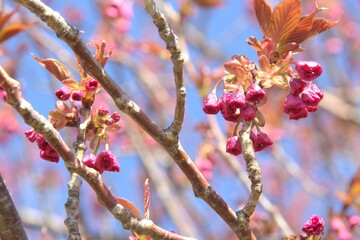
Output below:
[0,0,359,239]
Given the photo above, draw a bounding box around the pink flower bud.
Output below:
[245,84,266,102]
[55,87,71,101]
[283,94,308,120]
[240,103,256,122]
[111,112,121,122]
[203,93,220,114]
[95,150,120,173]
[105,118,115,126]
[301,87,322,106]
[302,214,325,236]
[229,91,246,109]
[220,93,237,115]
[226,136,242,156]
[25,129,38,143]
[253,132,273,152]
[222,112,241,122]
[309,84,324,99]
[290,78,307,95]
[85,78,99,91]
[306,105,318,112]
[97,107,110,117]
[295,61,323,81]
[40,148,60,163]
[36,135,51,151]
[71,90,83,101]
[83,154,102,173]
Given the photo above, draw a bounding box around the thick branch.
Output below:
[0,173,28,240]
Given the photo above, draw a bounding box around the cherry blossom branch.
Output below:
[11,0,252,238]
[64,173,82,240]
[0,66,193,240]
[0,173,28,240]
[236,122,262,234]
[144,0,185,136]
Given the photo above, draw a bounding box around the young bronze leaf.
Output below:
[305,17,339,41]
[115,197,142,219]
[0,6,19,30]
[270,0,301,45]
[253,0,272,37]
[32,55,73,82]
[0,24,28,43]
[285,8,323,44]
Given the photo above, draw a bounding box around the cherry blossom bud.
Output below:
[229,91,246,109]
[309,83,324,99]
[203,93,220,114]
[36,135,50,151]
[295,61,323,81]
[85,78,99,91]
[111,112,121,122]
[306,105,318,112]
[240,103,256,122]
[302,214,325,236]
[301,87,322,106]
[220,93,237,115]
[71,90,83,101]
[105,118,115,126]
[55,87,71,101]
[226,136,242,156]
[83,154,102,173]
[25,129,38,143]
[40,148,60,163]
[290,78,307,95]
[283,94,308,120]
[97,107,110,117]
[253,132,273,152]
[245,84,266,102]
[95,150,120,173]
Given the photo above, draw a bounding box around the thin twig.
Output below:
[144,0,185,136]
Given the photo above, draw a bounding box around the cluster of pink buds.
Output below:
[0,84,6,101]
[284,61,324,120]
[83,150,120,174]
[300,215,325,239]
[25,129,60,163]
[55,77,99,107]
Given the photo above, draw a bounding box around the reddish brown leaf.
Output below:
[32,55,73,82]
[0,24,28,43]
[115,197,142,219]
[285,8,323,44]
[269,0,302,45]
[253,0,272,37]
[305,17,339,41]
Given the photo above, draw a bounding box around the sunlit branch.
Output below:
[144,0,185,136]
[64,173,82,239]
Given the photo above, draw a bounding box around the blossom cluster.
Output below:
[300,214,325,239]
[23,47,121,174]
[203,55,324,156]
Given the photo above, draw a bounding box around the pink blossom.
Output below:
[25,129,38,142]
[229,91,246,109]
[203,93,220,114]
[302,214,325,236]
[240,103,256,122]
[40,148,60,163]
[301,87,322,106]
[111,112,121,122]
[83,154,102,173]
[295,61,323,81]
[85,78,99,91]
[71,90,83,101]
[245,84,266,103]
[253,132,273,152]
[226,136,242,156]
[290,78,307,95]
[55,87,71,101]
[95,150,120,173]
[283,94,308,120]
